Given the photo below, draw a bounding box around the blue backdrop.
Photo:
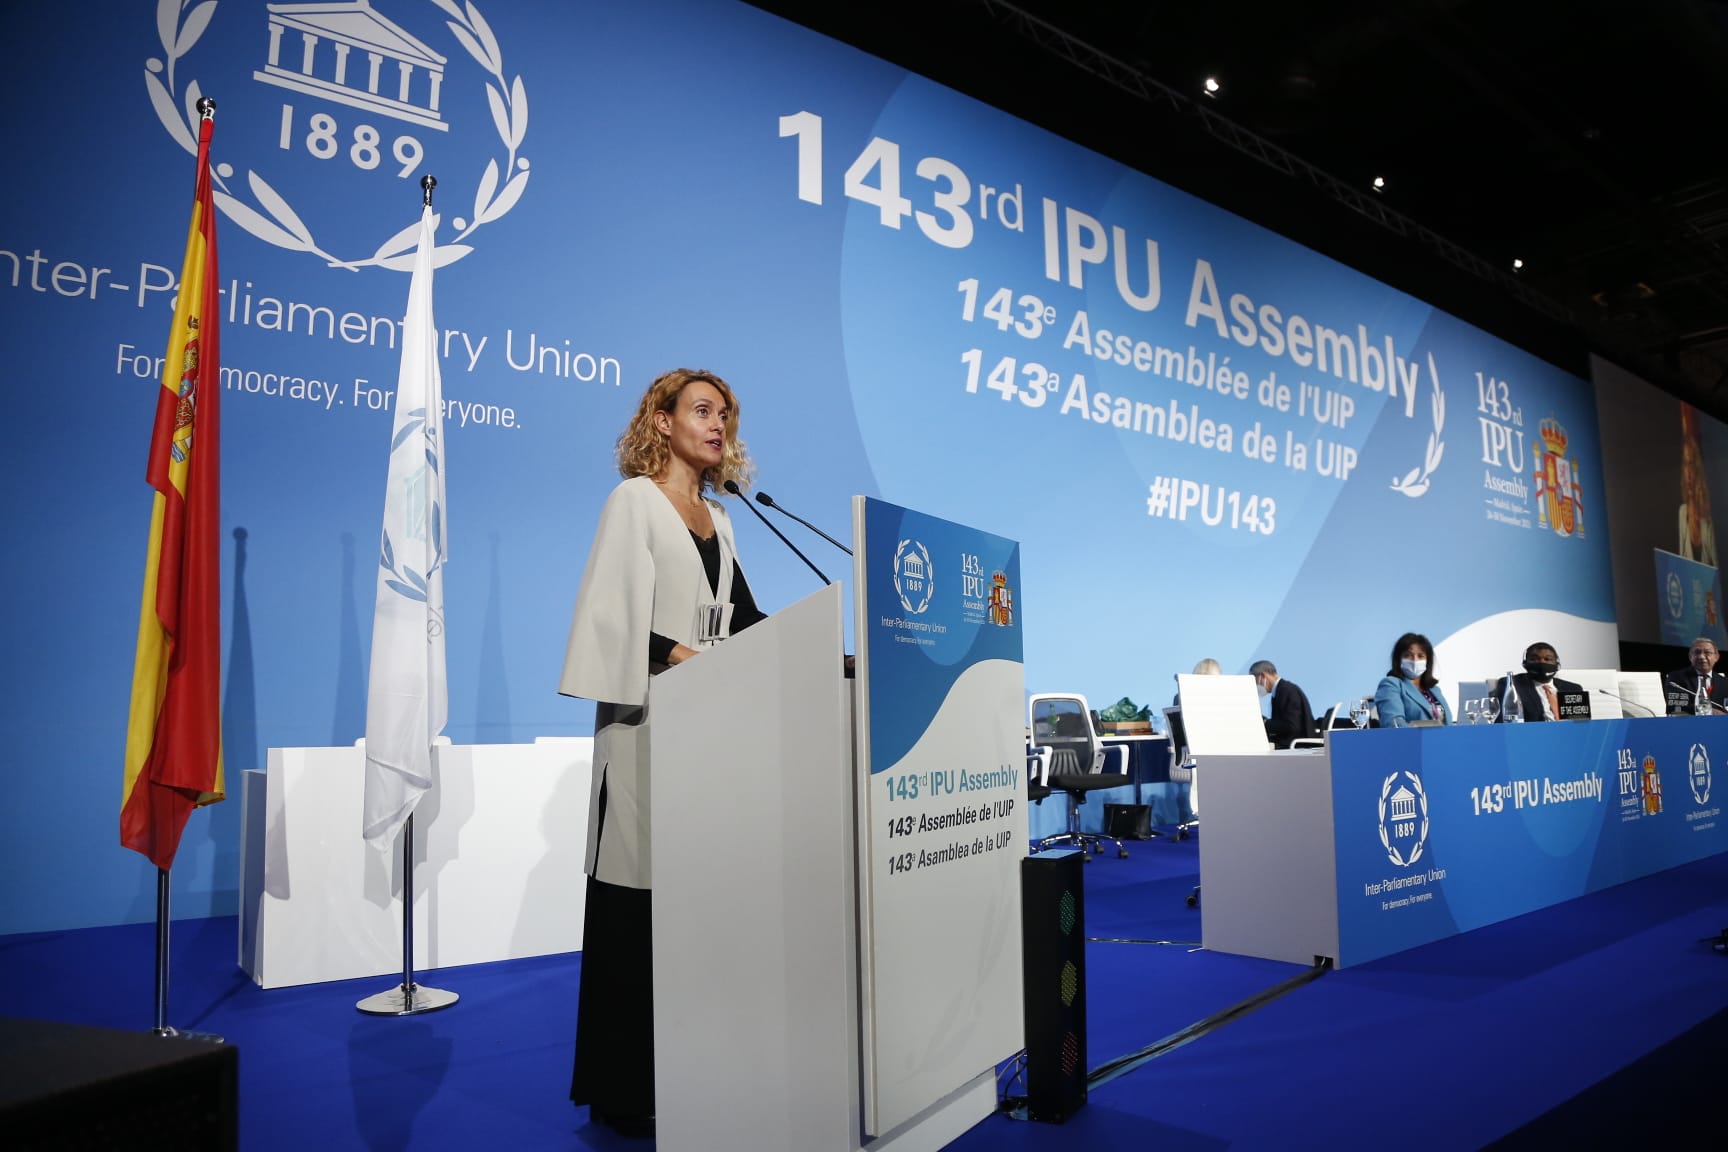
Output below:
[0,0,1617,933]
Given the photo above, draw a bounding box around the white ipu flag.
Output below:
[363,206,448,847]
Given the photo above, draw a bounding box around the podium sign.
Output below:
[852,497,1026,1137]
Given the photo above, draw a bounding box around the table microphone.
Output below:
[1664,676,1723,715]
[756,491,853,555]
[724,480,830,585]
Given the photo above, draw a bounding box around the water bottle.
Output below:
[1501,672,1524,723]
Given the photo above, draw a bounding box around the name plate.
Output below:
[1558,689,1592,720]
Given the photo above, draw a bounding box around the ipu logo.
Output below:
[1688,742,1713,806]
[893,539,933,615]
[1377,771,1429,867]
[1667,571,1685,619]
[145,0,530,271]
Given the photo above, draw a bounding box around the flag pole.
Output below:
[357,810,455,1014]
[153,867,171,1034]
[139,95,223,1045]
[358,174,457,1018]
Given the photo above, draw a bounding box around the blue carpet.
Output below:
[3,845,1726,1149]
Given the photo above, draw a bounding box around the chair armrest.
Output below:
[1027,744,1052,787]
[1099,742,1129,775]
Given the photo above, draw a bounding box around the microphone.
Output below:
[724,480,830,585]
[1597,688,1657,718]
[756,491,853,555]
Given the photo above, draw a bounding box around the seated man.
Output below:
[1666,636,1728,715]
[1490,641,1583,721]
[1250,660,1319,749]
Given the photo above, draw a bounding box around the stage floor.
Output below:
[3,834,1725,1150]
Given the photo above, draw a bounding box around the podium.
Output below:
[651,582,858,1149]
[648,497,1026,1151]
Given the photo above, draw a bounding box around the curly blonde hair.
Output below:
[615,368,753,493]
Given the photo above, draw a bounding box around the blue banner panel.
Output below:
[853,496,1025,1135]
[1653,548,1727,646]
[859,497,1023,771]
[0,0,1616,933]
[1329,719,1728,967]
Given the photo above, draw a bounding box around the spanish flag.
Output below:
[122,110,223,871]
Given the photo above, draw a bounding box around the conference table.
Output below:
[1199,715,1728,967]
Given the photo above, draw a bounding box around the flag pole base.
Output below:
[356,983,459,1016]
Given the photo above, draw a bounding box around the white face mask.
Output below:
[1401,658,1427,679]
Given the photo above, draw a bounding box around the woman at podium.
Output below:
[1374,632,1453,727]
[558,368,765,1137]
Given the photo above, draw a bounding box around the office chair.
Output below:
[1162,705,1203,907]
[1028,693,1131,860]
[1290,701,1345,749]
[1026,744,1053,803]
[1162,706,1197,841]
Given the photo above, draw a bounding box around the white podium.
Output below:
[647,493,1025,1152]
[238,737,592,988]
[650,583,860,1151]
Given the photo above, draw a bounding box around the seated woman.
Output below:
[1374,633,1453,727]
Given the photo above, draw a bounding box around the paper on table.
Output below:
[1174,673,1270,755]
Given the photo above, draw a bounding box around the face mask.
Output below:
[1257,682,1271,697]
[1401,658,1426,679]
[1523,661,1558,681]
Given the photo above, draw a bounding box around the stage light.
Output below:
[1513,258,1524,270]
[1203,76,1220,97]
[1372,176,1385,192]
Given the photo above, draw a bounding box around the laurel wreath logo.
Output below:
[1377,770,1430,867]
[893,539,934,615]
[379,406,446,634]
[145,0,529,271]
[1389,352,1447,498]
[1688,742,1712,806]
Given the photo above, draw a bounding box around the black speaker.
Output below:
[1021,849,1086,1122]
[0,1017,238,1151]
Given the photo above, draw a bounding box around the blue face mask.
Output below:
[1401,658,1426,679]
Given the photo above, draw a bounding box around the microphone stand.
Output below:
[756,491,853,555]
[725,480,830,584]
[1598,688,1657,718]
